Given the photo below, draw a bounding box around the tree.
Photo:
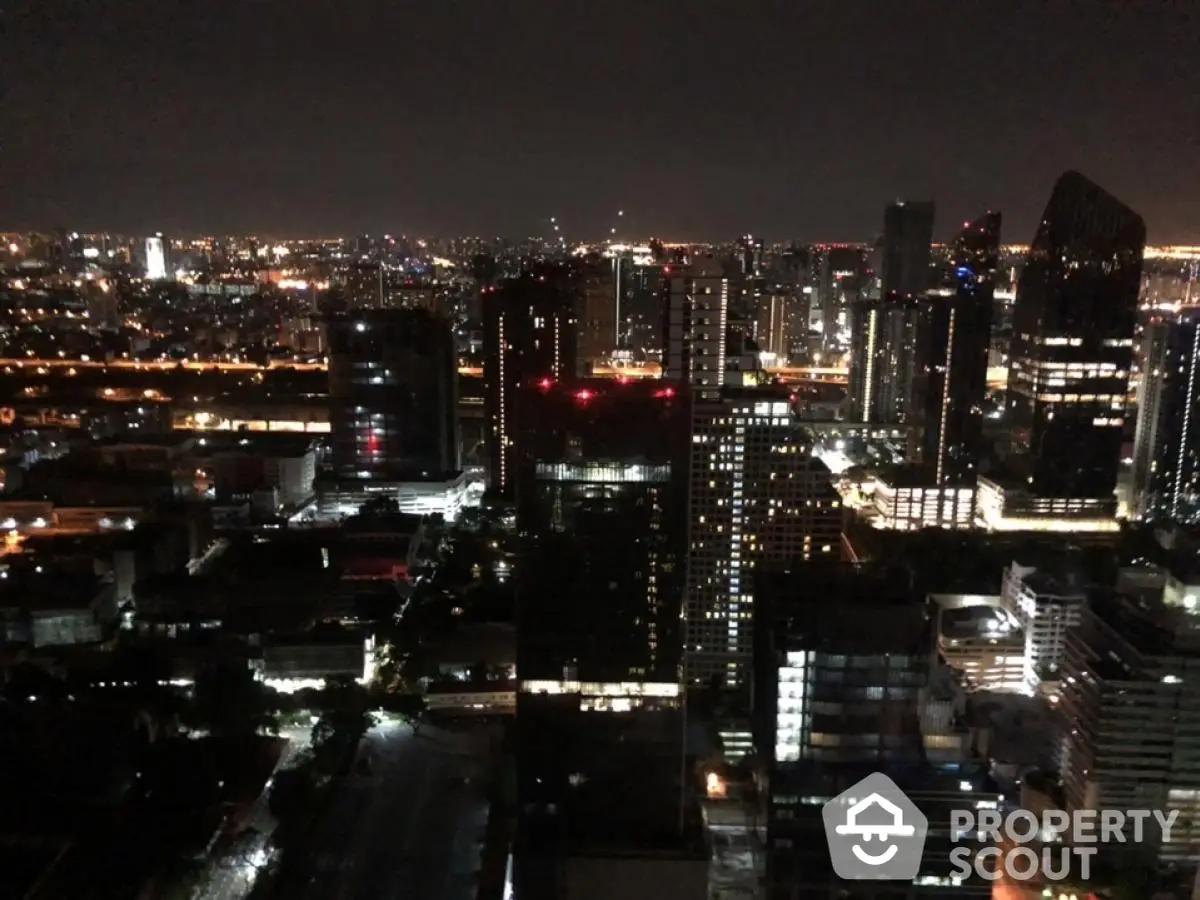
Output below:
[189,663,277,737]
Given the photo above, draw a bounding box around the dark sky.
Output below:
[4,0,1199,242]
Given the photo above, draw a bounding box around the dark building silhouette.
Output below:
[1006,171,1145,510]
[327,308,459,481]
[515,378,688,682]
[846,295,922,423]
[880,200,936,298]
[482,271,579,494]
[909,211,1002,484]
[1132,312,1200,521]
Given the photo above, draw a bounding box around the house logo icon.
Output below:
[822,772,928,880]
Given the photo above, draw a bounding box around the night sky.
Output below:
[5,0,1199,242]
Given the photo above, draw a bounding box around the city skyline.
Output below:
[6,1,1200,241]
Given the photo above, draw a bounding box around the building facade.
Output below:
[683,390,843,688]
[1005,171,1145,515]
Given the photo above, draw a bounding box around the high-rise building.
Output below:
[515,379,688,682]
[326,308,460,481]
[1058,571,1200,863]
[999,560,1085,694]
[846,296,922,423]
[748,279,792,363]
[1004,171,1145,519]
[1132,312,1200,522]
[145,233,168,280]
[908,211,1001,484]
[662,258,729,399]
[753,562,995,898]
[845,201,934,424]
[879,200,936,298]
[577,259,618,371]
[682,389,843,688]
[482,272,579,495]
[318,308,464,518]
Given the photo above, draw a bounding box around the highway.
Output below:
[281,718,492,900]
[0,357,491,378]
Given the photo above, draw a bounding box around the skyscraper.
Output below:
[577,258,618,371]
[879,200,936,298]
[1058,574,1200,863]
[1132,312,1200,521]
[845,296,921,423]
[482,271,579,495]
[1004,171,1145,515]
[683,389,843,688]
[754,562,996,897]
[846,202,934,424]
[515,379,688,682]
[326,308,460,481]
[908,211,1001,484]
[662,258,729,398]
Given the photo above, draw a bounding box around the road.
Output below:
[283,718,492,900]
[194,723,313,900]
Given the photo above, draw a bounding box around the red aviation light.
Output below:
[654,386,675,399]
[575,389,594,402]
[538,377,554,391]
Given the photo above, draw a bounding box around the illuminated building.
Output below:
[482,272,578,495]
[814,245,868,353]
[975,476,1120,533]
[683,389,843,688]
[1132,312,1200,522]
[144,233,168,280]
[748,279,792,363]
[753,562,994,898]
[871,467,975,530]
[662,257,729,399]
[739,234,764,277]
[908,212,1001,485]
[1004,171,1145,517]
[515,379,687,682]
[937,607,1026,693]
[1058,572,1200,863]
[999,561,1085,694]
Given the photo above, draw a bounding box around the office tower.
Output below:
[1132,312,1200,522]
[754,563,995,898]
[880,200,936,298]
[846,296,921,423]
[999,561,1084,694]
[145,234,168,280]
[515,379,688,682]
[327,308,460,481]
[1005,171,1145,515]
[682,389,843,688]
[662,257,729,398]
[908,211,1002,484]
[483,271,579,495]
[1058,572,1200,863]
